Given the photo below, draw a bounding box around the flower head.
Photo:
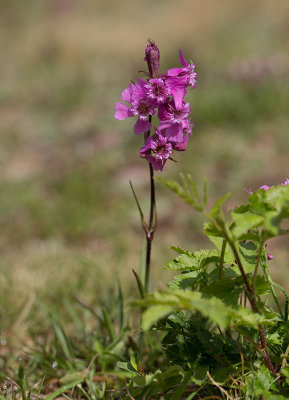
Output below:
[114,79,156,134]
[114,41,197,170]
[166,49,197,91]
[140,130,172,171]
[144,78,170,104]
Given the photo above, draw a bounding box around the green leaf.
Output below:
[243,365,278,397]
[170,245,192,255]
[165,249,219,271]
[235,241,258,274]
[204,224,235,264]
[130,352,140,372]
[170,366,194,400]
[248,185,289,237]
[132,269,145,299]
[142,304,173,331]
[264,210,283,236]
[45,380,83,400]
[117,361,139,375]
[231,211,264,238]
[168,271,199,289]
[254,275,271,295]
[210,192,231,218]
[139,289,270,331]
[156,176,204,211]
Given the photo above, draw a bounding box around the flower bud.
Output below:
[144,39,160,78]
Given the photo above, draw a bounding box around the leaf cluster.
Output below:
[135,177,289,398]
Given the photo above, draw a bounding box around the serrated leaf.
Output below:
[205,232,235,264]
[139,289,271,331]
[248,185,289,238]
[254,275,271,295]
[156,176,204,211]
[168,271,199,289]
[165,249,219,272]
[170,245,192,256]
[232,211,264,238]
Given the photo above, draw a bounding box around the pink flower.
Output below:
[260,185,270,191]
[159,119,193,151]
[158,91,191,142]
[166,49,197,91]
[144,78,170,104]
[140,130,172,171]
[115,41,197,171]
[114,79,156,134]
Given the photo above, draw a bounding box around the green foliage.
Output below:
[156,174,208,211]
[136,289,271,331]
[136,177,289,398]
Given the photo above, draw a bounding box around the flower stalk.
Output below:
[115,39,197,292]
[144,160,157,292]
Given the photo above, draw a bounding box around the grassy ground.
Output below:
[0,0,289,397]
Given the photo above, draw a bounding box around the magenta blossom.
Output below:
[260,185,270,191]
[140,130,172,171]
[115,41,197,170]
[166,49,197,92]
[158,92,191,142]
[159,119,193,151]
[144,78,170,104]
[114,79,155,135]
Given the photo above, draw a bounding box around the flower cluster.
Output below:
[114,40,196,171]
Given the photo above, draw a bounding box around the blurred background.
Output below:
[0,0,288,337]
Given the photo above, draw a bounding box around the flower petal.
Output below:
[173,134,189,151]
[134,118,151,135]
[179,49,188,67]
[167,67,185,77]
[172,87,186,109]
[140,136,153,156]
[114,102,133,120]
[260,185,270,191]
[148,155,163,171]
[121,83,134,103]
[164,122,183,142]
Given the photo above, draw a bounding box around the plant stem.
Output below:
[228,239,278,378]
[252,239,264,292]
[144,161,156,293]
[219,239,226,279]
[143,115,157,293]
